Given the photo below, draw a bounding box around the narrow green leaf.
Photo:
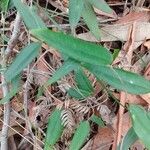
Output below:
[90,115,105,127]
[0,75,21,104]
[0,0,9,12]
[4,42,41,82]
[46,59,79,86]
[67,88,90,99]
[75,68,93,93]
[129,105,150,149]
[88,0,112,13]
[44,109,63,150]
[31,29,112,65]
[67,68,94,99]
[85,64,150,94]
[113,49,120,61]
[13,0,46,29]
[118,127,138,150]
[69,121,90,150]
[82,2,101,40]
[69,0,84,29]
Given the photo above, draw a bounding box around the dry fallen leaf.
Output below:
[78,22,150,43]
[113,92,147,105]
[116,11,150,24]
[113,112,131,137]
[82,127,114,150]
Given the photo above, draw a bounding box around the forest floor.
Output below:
[0,0,150,150]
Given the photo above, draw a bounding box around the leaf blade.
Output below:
[90,115,105,127]
[67,88,91,99]
[13,0,46,29]
[46,59,79,86]
[75,68,93,93]
[44,109,63,150]
[69,121,90,150]
[82,2,101,40]
[0,75,21,104]
[0,0,9,12]
[118,127,138,150]
[4,42,41,82]
[85,64,150,94]
[31,29,112,65]
[88,0,112,13]
[69,0,84,29]
[129,105,150,149]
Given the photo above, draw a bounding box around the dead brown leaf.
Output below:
[116,11,150,24]
[113,112,131,137]
[78,22,150,44]
[82,127,114,150]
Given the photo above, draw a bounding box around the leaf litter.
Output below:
[0,0,150,149]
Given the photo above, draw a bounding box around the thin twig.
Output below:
[0,74,10,150]
[0,12,22,150]
[5,12,21,56]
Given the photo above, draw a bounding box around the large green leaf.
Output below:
[84,64,150,94]
[31,29,112,65]
[45,59,79,86]
[82,1,101,40]
[118,127,138,150]
[0,0,9,12]
[4,42,41,82]
[69,0,84,29]
[69,121,90,150]
[44,109,64,150]
[88,0,112,13]
[129,105,150,149]
[0,75,21,104]
[13,0,46,29]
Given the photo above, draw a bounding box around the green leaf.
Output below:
[13,0,46,29]
[88,0,112,13]
[69,121,90,150]
[67,67,94,99]
[118,127,138,150]
[85,64,150,94]
[82,2,101,40]
[90,115,105,127]
[44,109,64,150]
[4,42,41,82]
[31,29,112,65]
[75,68,93,93]
[113,49,120,61]
[0,75,21,104]
[67,88,90,99]
[69,0,84,29]
[0,0,9,12]
[129,105,150,149]
[46,59,79,86]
